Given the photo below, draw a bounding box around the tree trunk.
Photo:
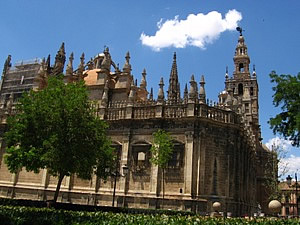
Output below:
[53,174,64,203]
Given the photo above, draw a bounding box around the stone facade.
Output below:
[0,34,273,216]
[279,181,300,217]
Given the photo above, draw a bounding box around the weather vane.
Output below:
[236,26,244,36]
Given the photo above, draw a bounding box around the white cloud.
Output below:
[281,155,300,179]
[265,137,300,180]
[140,9,242,51]
[265,137,292,152]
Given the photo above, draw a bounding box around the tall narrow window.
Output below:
[245,103,250,113]
[212,158,218,195]
[250,87,254,96]
[238,83,243,95]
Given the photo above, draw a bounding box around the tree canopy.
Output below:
[150,129,174,169]
[4,75,114,202]
[269,71,300,147]
[150,129,174,205]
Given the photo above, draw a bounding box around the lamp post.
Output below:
[122,165,129,207]
[286,174,298,217]
[112,165,129,207]
[295,173,298,217]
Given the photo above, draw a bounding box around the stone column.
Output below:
[126,104,133,119]
[196,135,201,196]
[281,200,286,217]
[120,131,130,193]
[198,131,206,196]
[184,131,194,196]
[155,104,163,118]
[187,102,195,117]
[150,164,159,196]
[41,169,48,188]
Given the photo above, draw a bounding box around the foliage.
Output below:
[264,150,280,201]
[150,129,174,169]
[4,75,114,201]
[269,71,300,147]
[150,129,174,206]
[1,205,300,225]
[264,143,289,201]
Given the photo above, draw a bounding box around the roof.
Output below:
[84,69,100,86]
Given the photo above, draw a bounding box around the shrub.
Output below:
[0,205,299,225]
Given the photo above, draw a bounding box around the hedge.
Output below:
[0,198,195,216]
[0,205,299,225]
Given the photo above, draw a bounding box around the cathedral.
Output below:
[0,32,273,216]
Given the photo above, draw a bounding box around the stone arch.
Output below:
[131,140,152,146]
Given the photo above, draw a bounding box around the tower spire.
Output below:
[140,68,147,90]
[233,32,250,78]
[77,53,85,81]
[167,52,180,104]
[35,57,47,89]
[183,83,188,103]
[66,52,74,82]
[52,42,66,76]
[2,55,11,76]
[46,54,51,75]
[123,51,131,74]
[149,87,153,100]
[225,66,229,80]
[188,74,197,102]
[199,75,206,104]
[252,64,256,77]
[157,77,165,103]
[223,30,260,141]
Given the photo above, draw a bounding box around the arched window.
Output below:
[131,141,151,173]
[239,63,244,72]
[168,141,184,169]
[238,83,243,95]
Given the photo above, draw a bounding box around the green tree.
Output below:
[264,142,289,201]
[150,129,174,207]
[4,75,114,202]
[269,71,300,147]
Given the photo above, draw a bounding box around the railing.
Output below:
[100,100,240,125]
[0,98,240,126]
[14,58,42,67]
[106,107,126,120]
[196,104,239,124]
[133,106,155,119]
[164,104,187,118]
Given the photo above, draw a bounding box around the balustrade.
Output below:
[164,105,187,118]
[0,99,241,126]
[132,106,156,119]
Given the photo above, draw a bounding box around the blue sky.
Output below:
[0,0,299,178]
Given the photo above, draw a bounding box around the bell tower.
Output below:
[233,34,250,79]
[225,28,261,141]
